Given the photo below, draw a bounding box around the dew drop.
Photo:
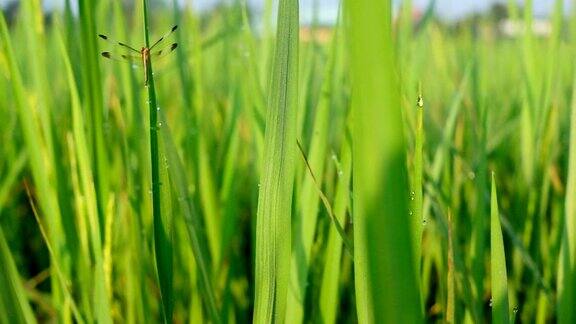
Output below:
[513,306,519,314]
[409,211,413,216]
[338,170,343,176]
[157,107,161,111]
[422,219,427,225]
[468,171,476,180]
[489,298,493,307]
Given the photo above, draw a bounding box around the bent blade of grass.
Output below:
[557,68,576,324]
[253,0,299,322]
[490,173,510,324]
[158,111,221,323]
[296,140,353,256]
[319,138,352,324]
[286,10,340,321]
[24,186,85,324]
[347,0,422,322]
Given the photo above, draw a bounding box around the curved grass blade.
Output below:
[24,185,84,324]
[319,139,353,324]
[158,111,221,323]
[286,14,343,319]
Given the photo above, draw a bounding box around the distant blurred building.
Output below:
[299,26,333,44]
[499,19,552,38]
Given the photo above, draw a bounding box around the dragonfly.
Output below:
[98,25,179,86]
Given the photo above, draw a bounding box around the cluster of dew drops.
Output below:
[408,190,427,226]
[488,298,519,315]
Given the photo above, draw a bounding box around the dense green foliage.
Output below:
[0,0,575,322]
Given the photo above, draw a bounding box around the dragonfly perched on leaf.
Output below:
[98,25,178,86]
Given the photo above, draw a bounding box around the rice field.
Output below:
[0,0,575,323]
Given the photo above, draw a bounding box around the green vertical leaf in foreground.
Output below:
[347,0,422,323]
[557,70,576,324]
[253,0,299,322]
[141,0,172,322]
[490,173,510,324]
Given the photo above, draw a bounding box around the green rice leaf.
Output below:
[490,173,510,324]
[253,0,299,321]
[347,0,422,322]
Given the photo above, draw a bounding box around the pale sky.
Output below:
[1,0,571,23]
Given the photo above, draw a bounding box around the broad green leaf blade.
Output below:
[490,173,510,324]
[347,0,422,323]
[253,0,299,322]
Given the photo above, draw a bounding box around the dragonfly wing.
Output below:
[101,51,143,66]
[98,34,140,54]
[151,43,178,60]
[149,25,178,50]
